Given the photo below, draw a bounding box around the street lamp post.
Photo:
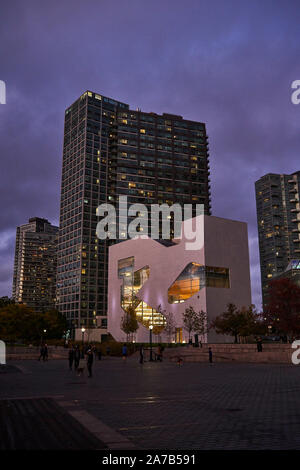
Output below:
[81,327,85,358]
[149,324,153,361]
[41,329,47,344]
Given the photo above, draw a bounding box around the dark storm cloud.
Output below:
[1,0,300,306]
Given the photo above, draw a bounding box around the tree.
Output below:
[264,278,300,338]
[211,303,242,342]
[163,311,176,343]
[182,306,203,342]
[211,303,264,343]
[0,304,68,343]
[182,306,195,341]
[238,305,266,339]
[0,296,15,308]
[120,305,139,341]
[0,304,44,342]
[43,310,68,339]
[193,309,208,339]
[182,307,209,342]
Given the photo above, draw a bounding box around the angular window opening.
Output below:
[168,262,230,303]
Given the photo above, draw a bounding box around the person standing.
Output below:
[122,343,128,361]
[74,345,80,370]
[86,347,94,377]
[139,344,144,364]
[208,347,213,364]
[256,337,263,352]
[68,346,75,371]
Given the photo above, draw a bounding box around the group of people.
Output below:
[68,344,94,377]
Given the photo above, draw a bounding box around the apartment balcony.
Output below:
[288,179,296,183]
[291,208,300,212]
[290,199,299,203]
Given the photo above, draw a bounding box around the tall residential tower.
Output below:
[12,217,58,311]
[57,91,211,338]
[255,171,300,307]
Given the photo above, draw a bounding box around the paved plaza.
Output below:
[1,357,300,449]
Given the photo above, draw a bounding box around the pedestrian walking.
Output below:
[122,343,128,361]
[86,347,94,377]
[68,346,75,370]
[208,347,213,364]
[98,349,102,360]
[139,344,144,364]
[74,345,81,370]
[43,344,48,361]
[38,345,44,361]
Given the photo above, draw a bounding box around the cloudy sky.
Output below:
[1,0,300,307]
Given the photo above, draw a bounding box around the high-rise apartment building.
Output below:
[255,171,300,307]
[12,217,58,311]
[57,91,211,337]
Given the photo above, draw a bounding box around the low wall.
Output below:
[6,346,69,361]
[165,343,294,364]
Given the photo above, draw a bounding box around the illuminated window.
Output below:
[168,263,230,303]
[140,129,146,134]
[117,257,165,329]
[128,182,136,188]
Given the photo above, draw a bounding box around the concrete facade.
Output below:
[107,215,252,343]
